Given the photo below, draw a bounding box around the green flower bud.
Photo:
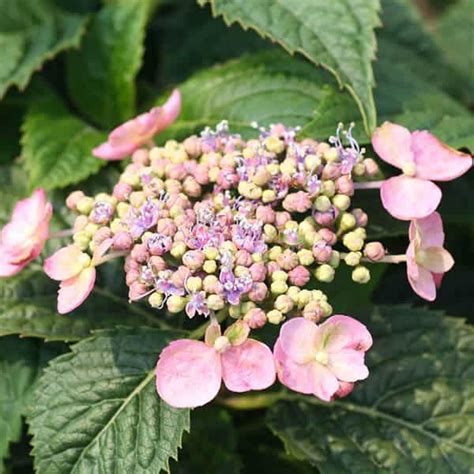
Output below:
[352,265,371,284]
[315,195,331,212]
[297,249,314,266]
[186,276,202,292]
[344,251,362,267]
[267,309,284,325]
[229,305,243,319]
[271,280,288,295]
[224,320,250,345]
[263,224,278,241]
[321,301,333,317]
[149,292,164,308]
[343,231,364,251]
[314,264,335,283]
[167,295,187,313]
[73,231,90,251]
[272,270,288,282]
[321,180,336,197]
[84,222,99,238]
[339,212,357,232]
[204,247,219,260]
[297,289,312,308]
[76,197,94,215]
[203,260,217,273]
[329,250,340,268]
[241,302,256,314]
[332,194,351,211]
[170,241,187,259]
[287,286,301,302]
[268,245,282,261]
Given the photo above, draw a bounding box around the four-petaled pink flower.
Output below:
[44,239,112,314]
[406,212,454,301]
[372,122,472,220]
[155,322,276,408]
[93,89,181,161]
[274,316,372,401]
[0,189,52,277]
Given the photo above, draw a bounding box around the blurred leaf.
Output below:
[171,407,242,474]
[0,269,164,341]
[0,337,65,469]
[435,0,474,103]
[267,306,474,472]
[21,86,107,191]
[0,164,28,226]
[197,0,380,135]
[29,327,190,473]
[0,0,87,99]
[66,0,152,128]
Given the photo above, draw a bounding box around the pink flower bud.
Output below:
[248,282,268,302]
[352,208,368,227]
[183,136,202,158]
[243,308,267,329]
[182,250,205,271]
[132,149,150,165]
[314,207,339,227]
[66,191,85,210]
[282,191,312,213]
[275,211,291,230]
[302,301,324,322]
[318,229,337,245]
[364,242,385,262]
[73,215,89,232]
[217,168,239,189]
[256,205,275,224]
[183,177,202,197]
[131,244,149,263]
[335,176,354,196]
[124,255,140,272]
[312,241,333,263]
[146,233,172,256]
[249,262,267,282]
[126,269,140,286]
[171,266,191,288]
[149,256,166,273]
[277,250,299,271]
[334,381,354,399]
[112,231,133,250]
[267,261,281,276]
[128,281,149,301]
[235,249,252,266]
[157,218,177,236]
[93,227,112,245]
[288,265,310,286]
[322,163,340,180]
[113,182,133,202]
[167,163,187,180]
[195,164,210,185]
[363,158,379,176]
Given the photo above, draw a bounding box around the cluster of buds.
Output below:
[1,88,470,408]
[63,121,385,328]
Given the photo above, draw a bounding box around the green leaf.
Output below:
[29,327,190,473]
[0,0,87,99]
[0,269,165,341]
[0,337,65,468]
[158,50,354,142]
[0,164,28,226]
[21,86,107,191]
[198,0,380,135]
[66,0,152,128]
[267,306,474,472]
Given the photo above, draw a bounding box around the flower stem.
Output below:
[95,251,130,265]
[48,229,75,239]
[189,308,228,340]
[340,253,407,264]
[353,180,384,190]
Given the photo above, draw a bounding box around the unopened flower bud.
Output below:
[352,265,371,284]
[73,231,90,251]
[265,135,285,153]
[183,135,202,157]
[256,205,275,224]
[288,266,310,286]
[214,335,231,352]
[182,250,205,271]
[204,247,219,260]
[312,241,333,263]
[283,191,312,213]
[275,295,294,314]
[344,251,361,267]
[186,276,202,292]
[171,241,187,259]
[315,195,331,212]
[363,158,379,176]
[243,308,267,329]
[314,264,335,283]
[297,289,312,307]
[76,196,94,215]
[271,280,288,295]
[207,294,225,311]
[364,242,385,262]
[303,301,324,322]
[131,244,149,263]
[66,190,85,210]
[339,212,357,232]
[267,309,284,325]
[203,275,221,293]
[225,320,251,344]
[319,228,337,245]
[321,179,336,197]
[93,226,112,245]
[262,189,277,203]
[248,282,268,302]
[335,176,354,195]
[113,182,132,201]
[203,260,217,273]
[287,286,300,302]
[149,292,164,308]
[272,270,288,282]
[343,231,364,251]
[351,208,368,227]
[166,295,186,313]
[249,263,266,282]
[297,249,314,266]
[332,194,351,211]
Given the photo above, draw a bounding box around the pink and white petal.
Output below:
[221,339,275,392]
[274,340,318,395]
[319,315,373,352]
[334,381,354,399]
[11,189,47,224]
[57,267,96,314]
[92,141,137,161]
[371,122,414,170]
[411,131,473,181]
[278,317,318,364]
[380,175,442,220]
[155,340,221,408]
[156,89,181,132]
[407,262,436,301]
[406,241,419,280]
[92,238,114,264]
[44,245,85,281]
[327,348,369,382]
[310,363,340,402]
[0,251,28,277]
[412,212,445,249]
[419,247,454,273]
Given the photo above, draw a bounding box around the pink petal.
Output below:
[156,89,181,132]
[311,363,340,402]
[44,245,85,281]
[92,238,113,264]
[409,212,444,248]
[274,340,319,395]
[418,247,454,273]
[0,251,28,277]
[371,122,414,170]
[155,340,221,408]
[92,141,138,161]
[411,130,473,181]
[406,243,436,301]
[11,189,48,224]
[381,175,442,220]
[278,317,318,364]
[221,339,275,392]
[57,267,96,314]
[1,221,36,262]
[320,315,373,352]
[327,348,369,382]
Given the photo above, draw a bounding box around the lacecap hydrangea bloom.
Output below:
[1,94,470,408]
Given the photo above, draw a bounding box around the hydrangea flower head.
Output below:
[0,189,52,277]
[93,89,181,160]
[406,212,454,301]
[274,316,372,401]
[372,122,472,220]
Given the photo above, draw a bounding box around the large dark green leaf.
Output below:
[197,0,380,135]
[0,269,164,341]
[0,337,65,470]
[29,327,190,473]
[66,0,152,128]
[21,86,107,191]
[0,0,87,99]
[267,306,474,472]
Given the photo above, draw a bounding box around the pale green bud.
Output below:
[267,309,284,325]
[315,195,331,212]
[344,251,362,267]
[343,231,364,251]
[167,295,187,313]
[272,270,288,282]
[207,294,225,311]
[76,197,94,215]
[352,265,371,284]
[275,295,294,314]
[149,292,164,308]
[73,231,90,251]
[339,212,356,232]
[271,280,288,295]
[332,194,351,211]
[315,264,335,283]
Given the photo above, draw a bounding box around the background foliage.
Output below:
[0,0,472,472]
